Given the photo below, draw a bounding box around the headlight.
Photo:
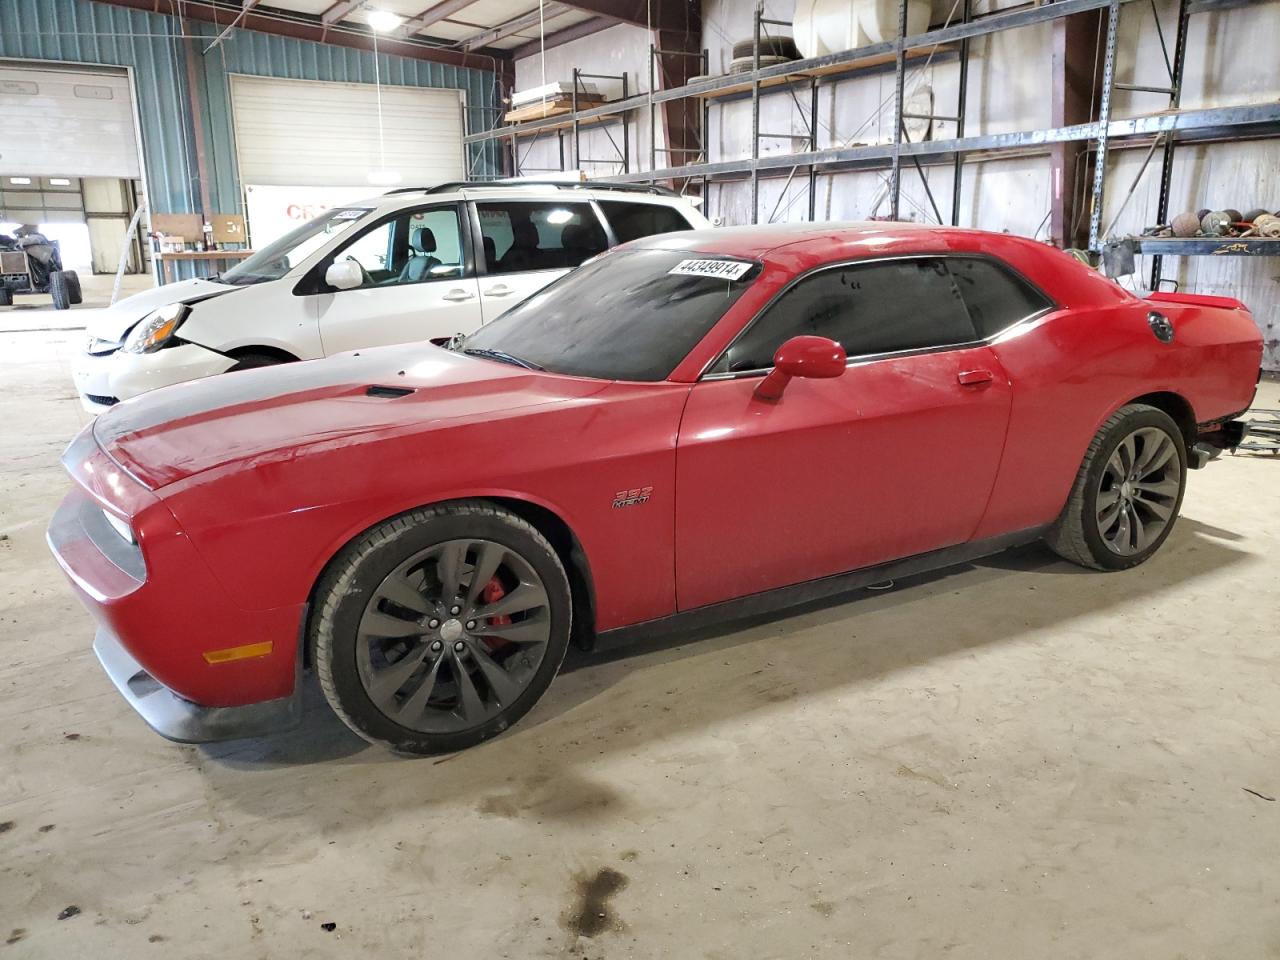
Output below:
[122,303,188,354]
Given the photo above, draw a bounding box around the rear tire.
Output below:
[64,270,83,305]
[312,502,572,755]
[1045,404,1187,570]
[49,270,72,310]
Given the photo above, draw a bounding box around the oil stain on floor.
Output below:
[562,867,629,938]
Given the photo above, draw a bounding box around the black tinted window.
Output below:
[477,201,607,275]
[715,258,976,373]
[598,200,694,243]
[946,256,1053,337]
[462,249,759,381]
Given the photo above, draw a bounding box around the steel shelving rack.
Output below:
[462,0,1280,242]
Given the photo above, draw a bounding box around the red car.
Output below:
[48,224,1262,754]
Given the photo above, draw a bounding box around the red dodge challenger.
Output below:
[48,224,1262,754]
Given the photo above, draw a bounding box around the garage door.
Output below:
[229,75,464,188]
[0,64,140,179]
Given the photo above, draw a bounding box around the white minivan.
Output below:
[73,180,709,413]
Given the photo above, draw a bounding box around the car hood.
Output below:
[92,343,609,490]
[85,278,235,342]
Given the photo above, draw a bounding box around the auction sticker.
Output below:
[668,258,753,280]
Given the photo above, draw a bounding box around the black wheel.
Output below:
[1046,404,1187,571]
[312,502,571,755]
[49,270,72,310]
[0,287,11,307]
[64,270,83,305]
[227,352,286,371]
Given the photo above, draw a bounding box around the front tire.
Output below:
[1046,404,1187,570]
[312,502,571,755]
[49,270,72,310]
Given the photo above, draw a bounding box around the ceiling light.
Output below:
[366,8,403,32]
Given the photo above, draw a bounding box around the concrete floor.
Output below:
[0,271,153,332]
[1,326,1278,960]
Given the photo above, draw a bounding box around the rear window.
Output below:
[946,256,1054,337]
[598,200,695,243]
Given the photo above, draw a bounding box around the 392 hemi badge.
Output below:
[612,486,653,509]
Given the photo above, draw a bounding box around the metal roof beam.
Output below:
[459,2,574,50]
[398,0,482,34]
[509,14,619,59]
[320,0,363,24]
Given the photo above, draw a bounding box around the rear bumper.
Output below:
[94,627,301,743]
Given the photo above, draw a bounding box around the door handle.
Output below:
[957,369,994,386]
[442,288,475,302]
[484,283,513,298]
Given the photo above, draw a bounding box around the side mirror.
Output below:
[754,335,846,401]
[324,260,363,291]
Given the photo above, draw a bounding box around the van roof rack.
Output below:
[383,180,680,198]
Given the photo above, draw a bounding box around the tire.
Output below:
[64,270,83,305]
[731,36,801,60]
[0,287,11,307]
[49,270,72,310]
[227,352,287,371]
[1045,404,1187,571]
[312,501,572,755]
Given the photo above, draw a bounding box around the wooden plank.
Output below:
[695,45,955,101]
[504,95,608,124]
[509,113,620,138]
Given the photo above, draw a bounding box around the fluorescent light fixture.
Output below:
[366,8,403,32]
[367,169,403,186]
[9,177,32,185]
[50,177,71,186]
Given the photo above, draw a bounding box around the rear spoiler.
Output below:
[1146,291,1248,311]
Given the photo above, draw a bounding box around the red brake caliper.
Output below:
[481,577,512,650]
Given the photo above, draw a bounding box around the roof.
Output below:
[628,221,1005,260]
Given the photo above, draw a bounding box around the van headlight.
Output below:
[122,303,189,354]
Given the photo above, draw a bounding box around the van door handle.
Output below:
[958,369,994,386]
[442,288,475,302]
[484,283,513,298]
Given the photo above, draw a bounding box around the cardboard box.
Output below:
[150,212,203,242]
[211,214,247,244]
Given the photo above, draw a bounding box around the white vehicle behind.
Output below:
[73,180,709,413]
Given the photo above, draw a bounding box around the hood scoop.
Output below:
[365,385,415,399]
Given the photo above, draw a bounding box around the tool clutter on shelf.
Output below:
[1146,206,1280,239]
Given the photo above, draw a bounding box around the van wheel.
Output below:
[1046,404,1186,571]
[312,502,572,755]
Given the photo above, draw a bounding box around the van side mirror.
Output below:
[324,260,364,291]
[754,335,846,402]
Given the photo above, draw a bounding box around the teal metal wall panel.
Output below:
[0,0,500,277]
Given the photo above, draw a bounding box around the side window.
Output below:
[715,258,977,373]
[336,205,463,287]
[476,201,607,275]
[945,256,1054,338]
[598,200,694,243]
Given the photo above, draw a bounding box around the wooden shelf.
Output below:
[695,44,957,101]
[508,112,621,139]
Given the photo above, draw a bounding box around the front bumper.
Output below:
[94,627,301,743]
[71,342,237,414]
[47,428,305,740]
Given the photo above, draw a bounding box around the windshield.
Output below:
[218,207,372,284]
[459,249,760,381]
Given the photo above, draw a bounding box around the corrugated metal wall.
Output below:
[0,0,501,272]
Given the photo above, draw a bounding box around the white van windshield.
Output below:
[217,208,372,285]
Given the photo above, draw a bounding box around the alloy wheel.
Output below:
[1095,426,1181,556]
[355,538,552,733]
